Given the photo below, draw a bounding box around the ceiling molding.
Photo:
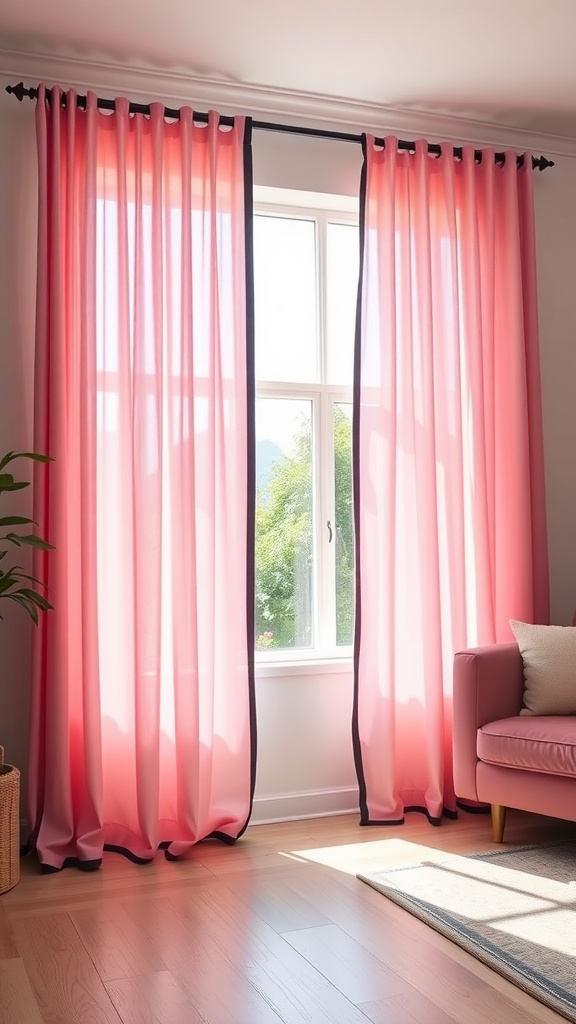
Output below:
[2,45,576,159]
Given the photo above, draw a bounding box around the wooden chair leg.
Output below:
[491,804,506,843]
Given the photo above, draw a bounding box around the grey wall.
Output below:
[0,96,37,799]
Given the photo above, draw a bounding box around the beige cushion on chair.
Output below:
[510,619,576,715]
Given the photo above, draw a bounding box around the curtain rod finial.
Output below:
[533,155,555,171]
[5,82,28,102]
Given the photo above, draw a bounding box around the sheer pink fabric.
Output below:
[353,137,549,824]
[30,85,255,867]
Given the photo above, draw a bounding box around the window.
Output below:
[254,200,359,659]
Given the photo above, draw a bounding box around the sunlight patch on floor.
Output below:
[288,837,456,875]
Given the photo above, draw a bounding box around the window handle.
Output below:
[327,520,333,543]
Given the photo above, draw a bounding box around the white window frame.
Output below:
[253,194,358,666]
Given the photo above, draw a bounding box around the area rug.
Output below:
[358,841,576,1022]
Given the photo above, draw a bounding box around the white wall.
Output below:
[1,83,576,825]
[253,130,362,198]
[253,665,357,822]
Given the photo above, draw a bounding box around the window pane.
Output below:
[326,223,358,385]
[334,403,354,645]
[255,398,314,651]
[254,216,318,383]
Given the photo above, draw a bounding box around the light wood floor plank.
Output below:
[359,993,460,1024]
[0,958,44,1024]
[169,940,287,1023]
[3,858,215,918]
[105,970,204,1024]
[0,903,18,959]
[123,897,286,1024]
[282,921,414,1003]
[245,944,373,1023]
[71,904,168,982]
[166,885,290,966]
[233,874,333,932]
[11,912,123,1023]
[4,810,573,1023]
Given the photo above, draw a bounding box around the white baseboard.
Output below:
[250,786,359,825]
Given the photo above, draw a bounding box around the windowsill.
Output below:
[255,656,353,678]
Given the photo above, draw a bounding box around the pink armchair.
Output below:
[453,642,576,842]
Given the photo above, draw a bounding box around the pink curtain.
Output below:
[30,85,256,868]
[353,137,549,825]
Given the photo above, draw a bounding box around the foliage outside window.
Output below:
[253,207,357,658]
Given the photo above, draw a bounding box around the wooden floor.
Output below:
[1,810,575,1024]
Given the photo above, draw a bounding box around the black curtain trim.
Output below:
[350,136,464,833]
[29,830,242,872]
[41,858,103,873]
[6,83,554,170]
[360,805,458,827]
[351,134,369,826]
[237,116,258,840]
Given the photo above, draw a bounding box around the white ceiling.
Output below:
[2,0,576,142]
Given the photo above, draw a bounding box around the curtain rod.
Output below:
[6,82,554,171]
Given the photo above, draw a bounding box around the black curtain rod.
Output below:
[6,82,554,171]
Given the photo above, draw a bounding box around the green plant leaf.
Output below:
[0,575,17,594]
[18,589,53,611]
[0,451,53,470]
[0,480,29,492]
[0,568,46,590]
[0,571,30,594]
[7,571,47,588]
[5,593,39,624]
[0,516,35,527]
[0,449,54,625]
[3,533,54,550]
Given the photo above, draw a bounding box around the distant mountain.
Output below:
[256,439,283,494]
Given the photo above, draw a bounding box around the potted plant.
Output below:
[0,449,53,893]
[0,450,54,622]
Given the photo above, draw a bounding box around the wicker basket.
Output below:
[0,746,20,893]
